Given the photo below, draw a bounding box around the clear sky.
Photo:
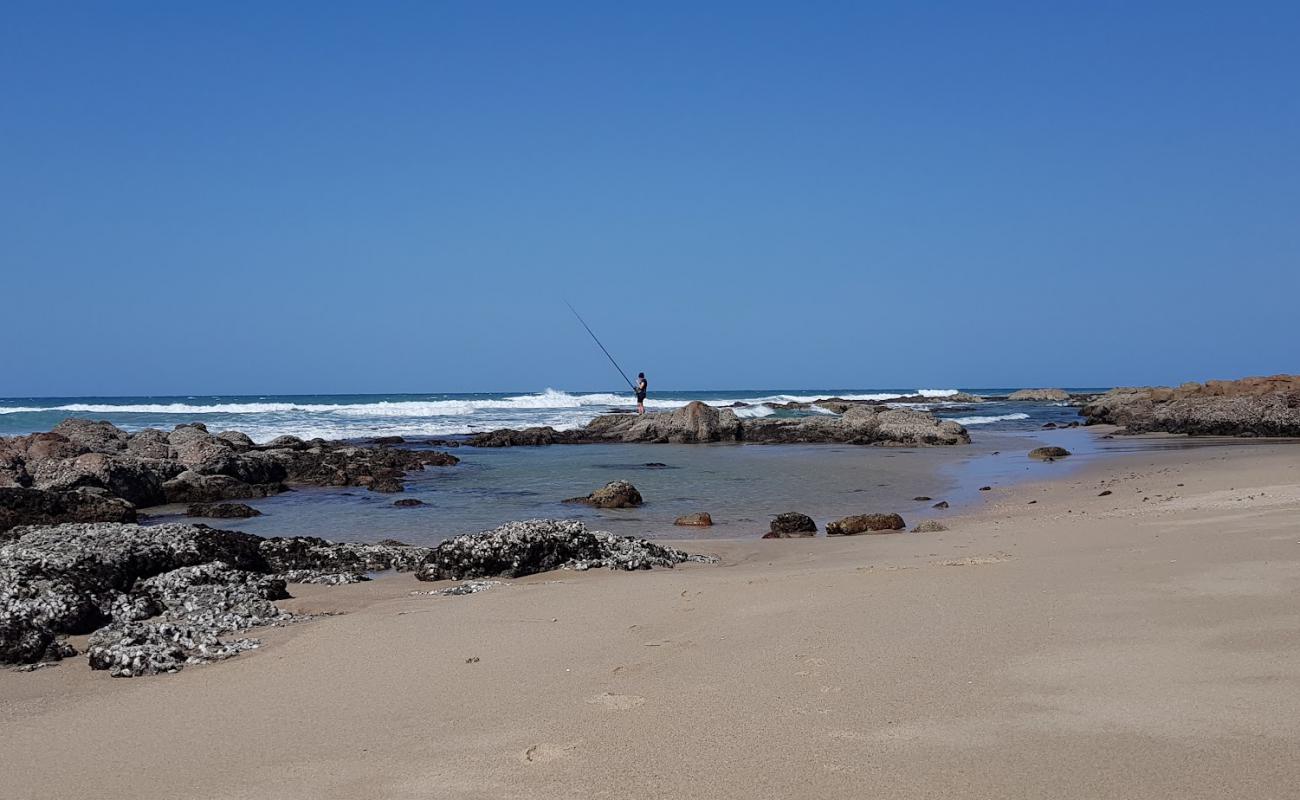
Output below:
[3,1,1297,396]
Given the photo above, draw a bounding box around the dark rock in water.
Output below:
[1079,375,1300,436]
[368,477,405,493]
[932,501,950,509]
[825,513,906,536]
[912,520,948,533]
[415,519,711,581]
[469,427,562,447]
[0,420,458,526]
[913,496,932,501]
[0,487,137,534]
[372,436,406,445]
[674,512,713,527]
[1029,446,1071,460]
[186,502,262,519]
[1098,490,1113,496]
[470,401,968,448]
[643,462,670,468]
[979,486,992,491]
[425,439,461,448]
[1042,422,1058,429]
[1009,388,1070,402]
[765,512,817,538]
[563,480,643,509]
[393,498,425,507]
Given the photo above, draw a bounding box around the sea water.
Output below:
[0,388,1107,543]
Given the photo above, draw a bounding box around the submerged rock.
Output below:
[563,480,643,509]
[1028,446,1071,460]
[763,512,817,538]
[186,502,262,518]
[415,519,710,581]
[825,513,906,536]
[1079,375,1300,437]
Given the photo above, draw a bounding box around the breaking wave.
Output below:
[947,412,1031,426]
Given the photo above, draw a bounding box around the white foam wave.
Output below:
[732,405,776,418]
[915,389,960,397]
[947,412,1030,426]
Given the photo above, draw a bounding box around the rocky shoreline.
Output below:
[1081,375,1300,437]
[469,400,971,447]
[1,519,713,676]
[0,419,459,532]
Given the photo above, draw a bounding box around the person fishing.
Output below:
[635,372,648,415]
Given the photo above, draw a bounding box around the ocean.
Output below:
[0,388,1097,441]
[0,388,1107,544]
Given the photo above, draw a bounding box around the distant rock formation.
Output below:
[1008,388,1070,401]
[0,419,459,531]
[471,401,970,448]
[1079,375,1300,437]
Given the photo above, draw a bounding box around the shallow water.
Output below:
[163,427,1110,545]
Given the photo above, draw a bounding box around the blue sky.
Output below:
[3,1,1297,396]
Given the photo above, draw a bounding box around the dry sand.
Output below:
[2,437,1299,799]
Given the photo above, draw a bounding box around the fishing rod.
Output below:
[563,300,636,391]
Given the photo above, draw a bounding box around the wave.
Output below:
[732,405,776,418]
[0,388,969,416]
[947,412,1030,426]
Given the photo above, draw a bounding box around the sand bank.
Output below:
[2,437,1298,799]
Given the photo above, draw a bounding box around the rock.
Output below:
[376,538,411,547]
[674,512,713,527]
[1079,376,1300,437]
[0,522,267,665]
[215,431,256,451]
[979,486,992,491]
[372,436,406,445]
[825,513,906,536]
[913,496,931,501]
[911,520,948,533]
[258,536,432,581]
[473,402,968,448]
[1029,446,1071,460]
[765,512,817,538]
[162,471,279,504]
[393,498,425,507]
[414,519,712,581]
[1098,490,1112,496]
[29,452,182,507]
[368,477,405,493]
[126,429,172,459]
[468,427,562,447]
[932,501,950,509]
[185,502,262,519]
[265,435,306,449]
[50,419,129,453]
[1042,422,1058,429]
[563,480,643,509]
[0,488,137,534]
[1008,389,1070,402]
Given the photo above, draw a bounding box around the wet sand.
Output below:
[2,435,1299,799]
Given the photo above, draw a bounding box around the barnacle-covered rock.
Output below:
[260,537,432,582]
[415,519,713,581]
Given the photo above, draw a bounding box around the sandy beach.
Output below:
[2,434,1298,799]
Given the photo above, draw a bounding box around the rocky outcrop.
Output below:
[415,519,712,581]
[763,512,817,538]
[0,487,137,534]
[1079,376,1300,437]
[1028,446,1071,460]
[1008,388,1070,401]
[472,401,969,448]
[3,518,716,674]
[0,420,460,527]
[186,502,262,518]
[563,480,643,509]
[912,520,948,533]
[825,513,906,536]
[674,512,713,527]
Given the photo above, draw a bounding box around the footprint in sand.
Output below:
[522,742,579,764]
[587,692,646,710]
